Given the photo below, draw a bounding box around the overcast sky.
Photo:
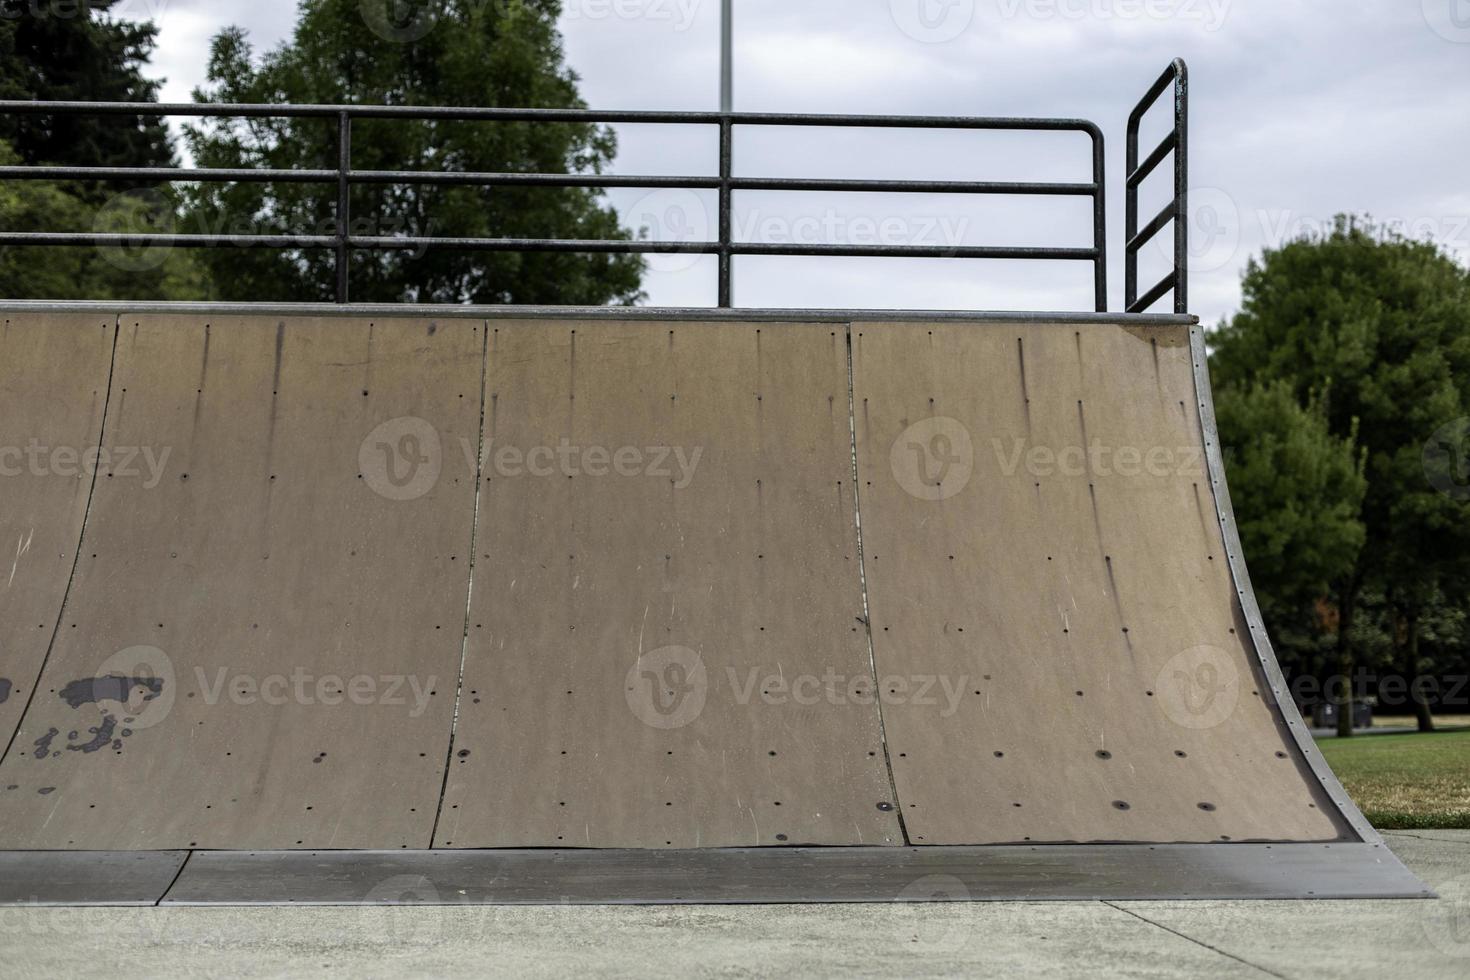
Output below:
[120,0,1470,321]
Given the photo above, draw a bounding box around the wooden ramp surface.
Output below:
[0,311,1368,857]
[0,314,114,756]
[852,322,1346,844]
[435,320,901,848]
[0,314,481,848]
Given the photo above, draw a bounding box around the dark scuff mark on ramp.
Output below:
[1192,482,1216,542]
[567,327,577,406]
[363,320,378,397]
[58,675,163,710]
[0,678,11,703]
[265,320,286,475]
[65,714,117,754]
[1103,555,1134,655]
[33,727,59,759]
[1017,337,1031,432]
[192,322,212,430]
[1078,400,1133,655]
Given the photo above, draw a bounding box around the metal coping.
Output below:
[1188,323,1382,845]
[0,844,1431,906]
[0,60,1205,311]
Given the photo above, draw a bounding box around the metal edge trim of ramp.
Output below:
[0,304,1431,903]
[0,850,189,906]
[1188,321,1379,846]
[0,844,1432,905]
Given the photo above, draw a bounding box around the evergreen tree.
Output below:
[0,0,175,181]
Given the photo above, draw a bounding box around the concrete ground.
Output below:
[2,831,1466,979]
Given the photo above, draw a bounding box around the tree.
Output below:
[0,3,206,299]
[1214,380,1367,672]
[0,0,175,185]
[182,0,644,304]
[1211,217,1470,735]
[0,141,209,300]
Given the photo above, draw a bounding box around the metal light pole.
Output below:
[717,0,733,305]
[720,0,733,112]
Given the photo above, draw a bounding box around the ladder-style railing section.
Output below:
[1125,58,1189,314]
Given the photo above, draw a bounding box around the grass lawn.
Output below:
[1318,728,1470,829]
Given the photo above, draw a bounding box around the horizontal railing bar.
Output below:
[730,243,1097,260]
[1127,271,1177,313]
[0,233,338,248]
[0,232,1098,262]
[350,237,715,254]
[1125,131,1175,189]
[0,100,1100,134]
[1125,201,1176,253]
[0,233,707,254]
[350,170,720,189]
[0,165,338,183]
[349,239,1098,260]
[0,165,1098,197]
[731,177,1097,195]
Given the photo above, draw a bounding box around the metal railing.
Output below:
[1125,58,1189,314]
[0,62,1191,313]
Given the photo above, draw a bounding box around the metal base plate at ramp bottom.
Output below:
[1,845,1430,905]
[0,851,189,906]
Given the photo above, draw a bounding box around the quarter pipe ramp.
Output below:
[0,305,1428,902]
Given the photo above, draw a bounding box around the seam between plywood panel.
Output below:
[0,314,120,768]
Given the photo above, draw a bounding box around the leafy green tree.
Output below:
[1212,217,1470,735]
[1215,381,1367,653]
[183,0,644,304]
[0,141,209,299]
[0,2,208,298]
[0,0,175,186]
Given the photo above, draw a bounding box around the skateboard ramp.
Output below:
[0,305,1428,902]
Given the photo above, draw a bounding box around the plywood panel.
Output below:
[0,314,481,849]
[0,314,114,752]
[852,321,1347,844]
[436,320,902,848]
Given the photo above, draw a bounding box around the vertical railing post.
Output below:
[1124,107,1140,312]
[717,117,733,307]
[1090,126,1107,313]
[336,110,351,304]
[717,117,733,308]
[1171,59,1188,315]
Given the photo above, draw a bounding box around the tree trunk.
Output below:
[1407,612,1435,732]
